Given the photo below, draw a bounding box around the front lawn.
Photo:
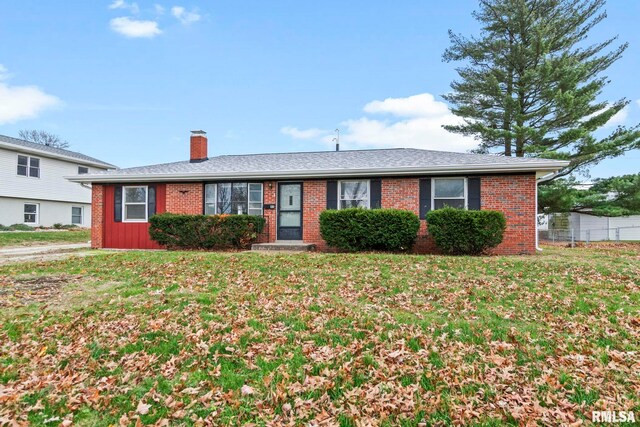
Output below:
[0,246,638,425]
[0,229,90,247]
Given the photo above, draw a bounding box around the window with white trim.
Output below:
[24,203,39,224]
[432,178,467,209]
[78,166,89,174]
[123,186,148,222]
[71,206,83,225]
[17,155,40,178]
[204,183,263,215]
[339,180,370,209]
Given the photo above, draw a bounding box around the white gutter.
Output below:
[0,140,117,169]
[534,171,562,251]
[66,160,570,183]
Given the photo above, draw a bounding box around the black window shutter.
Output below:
[468,177,481,210]
[148,185,157,218]
[370,179,382,209]
[114,185,123,222]
[419,178,431,219]
[326,180,338,209]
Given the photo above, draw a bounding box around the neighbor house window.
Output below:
[17,155,40,178]
[71,206,83,225]
[123,186,148,222]
[204,183,263,215]
[24,203,39,224]
[432,178,467,209]
[339,180,370,209]
[78,166,89,174]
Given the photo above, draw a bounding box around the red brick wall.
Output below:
[380,178,435,252]
[190,135,208,161]
[481,174,536,255]
[260,181,277,243]
[92,175,537,254]
[91,184,104,248]
[166,183,203,214]
[302,180,327,250]
[258,181,326,247]
[298,175,536,255]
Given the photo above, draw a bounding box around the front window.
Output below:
[339,180,369,209]
[205,183,263,215]
[78,166,89,174]
[248,183,263,216]
[17,155,40,177]
[24,203,39,224]
[72,207,83,225]
[432,178,466,209]
[123,186,147,222]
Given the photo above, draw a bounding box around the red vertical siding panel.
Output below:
[102,183,167,249]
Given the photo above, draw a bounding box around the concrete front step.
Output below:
[251,241,316,252]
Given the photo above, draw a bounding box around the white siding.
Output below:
[567,213,640,241]
[0,147,104,203]
[609,216,640,240]
[0,197,91,227]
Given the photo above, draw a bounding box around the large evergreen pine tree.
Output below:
[443,0,640,178]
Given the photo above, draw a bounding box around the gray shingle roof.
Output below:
[0,134,116,168]
[69,148,568,183]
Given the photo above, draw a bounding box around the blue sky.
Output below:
[1,0,638,178]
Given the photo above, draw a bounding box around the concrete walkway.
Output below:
[0,243,93,265]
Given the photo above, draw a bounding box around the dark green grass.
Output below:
[0,230,90,247]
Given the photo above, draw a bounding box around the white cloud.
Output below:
[109,17,162,38]
[363,93,450,117]
[282,93,477,152]
[0,65,61,125]
[280,126,329,140]
[171,6,201,25]
[154,4,165,15]
[108,0,139,14]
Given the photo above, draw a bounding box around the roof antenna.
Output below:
[332,128,340,151]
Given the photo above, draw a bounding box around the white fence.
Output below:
[540,226,640,244]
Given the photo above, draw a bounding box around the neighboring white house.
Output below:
[566,212,640,241]
[0,134,115,227]
[547,212,640,241]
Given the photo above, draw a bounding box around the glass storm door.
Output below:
[278,183,302,240]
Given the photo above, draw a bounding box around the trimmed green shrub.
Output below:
[319,208,420,252]
[426,207,506,255]
[149,213,266,250]
[9,224,34,231]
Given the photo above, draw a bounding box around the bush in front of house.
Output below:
[426,207,506,255]
[52,223,78,230]
[149,213,266,250]
[0,224,35,231]
[319,208,420,252]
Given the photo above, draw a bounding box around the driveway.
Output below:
[0,243,94,265]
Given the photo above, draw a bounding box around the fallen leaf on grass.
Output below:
[136,401,151,415]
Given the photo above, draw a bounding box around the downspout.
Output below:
[535,171,560,251]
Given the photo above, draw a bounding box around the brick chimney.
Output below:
[190,130,208,163]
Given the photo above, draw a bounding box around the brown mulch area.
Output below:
[0,275,83,308]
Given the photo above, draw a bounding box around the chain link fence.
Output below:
[539,226,640,245]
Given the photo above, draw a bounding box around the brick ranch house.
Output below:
[68,131,568,254]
